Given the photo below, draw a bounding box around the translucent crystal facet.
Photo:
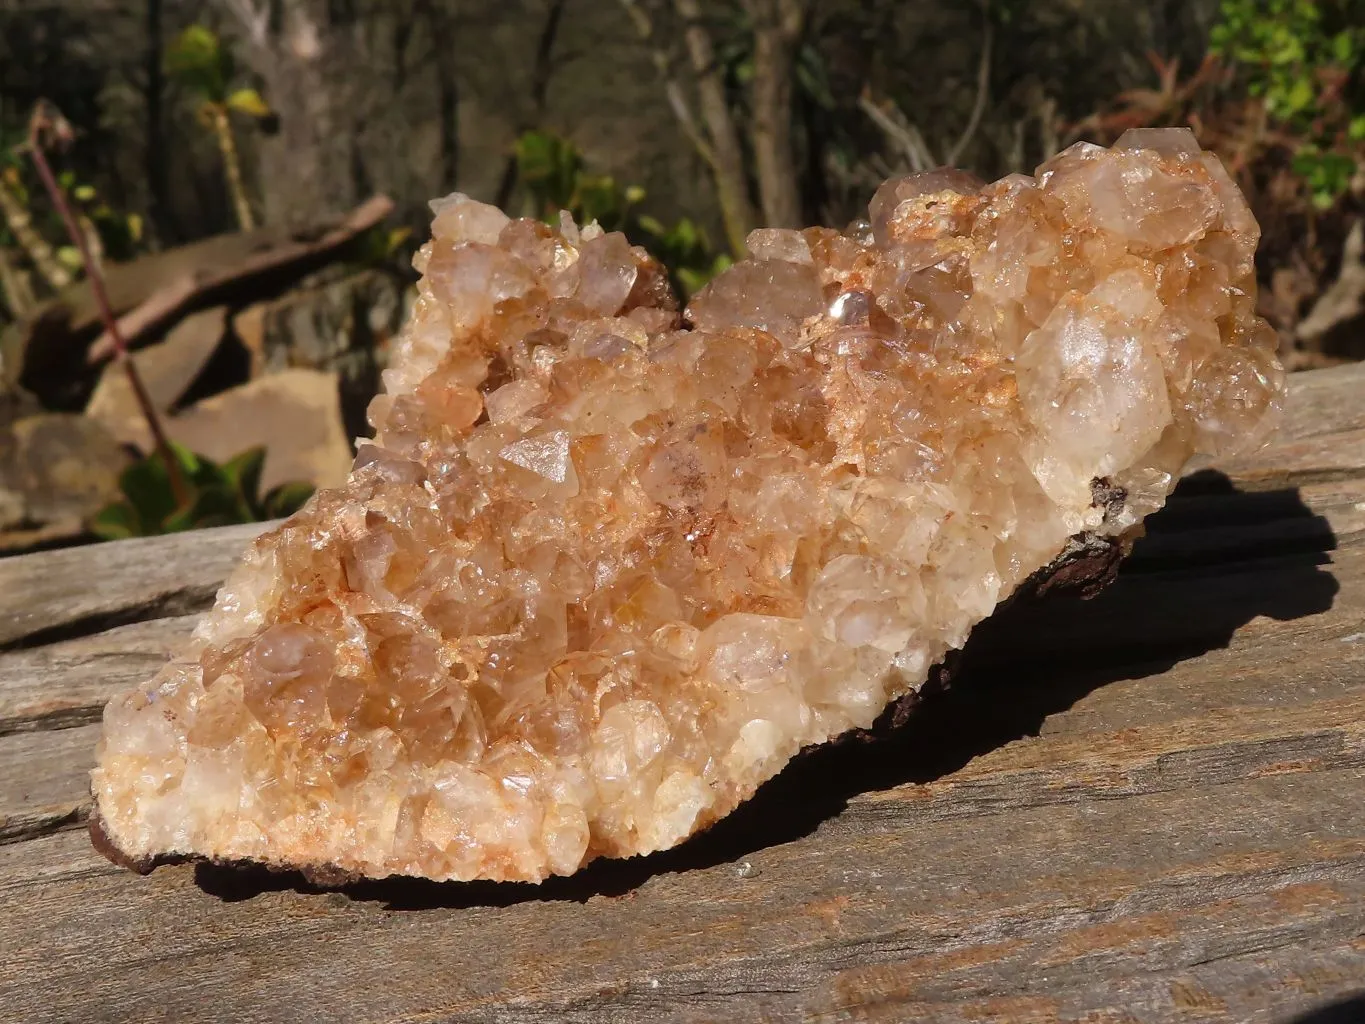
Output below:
[92,129,1284,882]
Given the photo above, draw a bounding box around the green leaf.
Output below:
[262,481,315,519]
[515,130,582,214]
[576,175,626,230]
[1331,29,1355,63]
[225,87,271,119]
[114,443,220,533]
[635,214,666,237]
[89,501,140,541]
[179,485,250,532]
[222,445,267,511]
[189,486,245,524]
[166,24,230,101]
[171,441,226,490]
[118,453,177,529]
[72,184,97,202]
[1282,76,1315,116]
[55,246,83,271]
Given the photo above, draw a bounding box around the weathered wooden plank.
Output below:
[0,361,1360,1024]
[3,529,1357,866]
[0,614,197,735]
[1218,426,1365,490]
[0,771,1361,1023]
[0,725,96,844]
[0,521,270,649]
[6,646,1357,865]
[1274,361,1365,442]
[0,459,1357,747]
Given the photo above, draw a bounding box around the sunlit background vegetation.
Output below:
[0,0,1361,549]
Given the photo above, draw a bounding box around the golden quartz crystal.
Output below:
[92,129,1284,883]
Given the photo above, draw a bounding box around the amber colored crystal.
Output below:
[92,129,1284,882]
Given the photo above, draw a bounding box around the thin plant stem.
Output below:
[211,104,255,231]
[24,102,189,507]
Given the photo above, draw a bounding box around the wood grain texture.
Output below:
[1,364,1364,1023]
[0,521,269,649]
[0,615,198,735]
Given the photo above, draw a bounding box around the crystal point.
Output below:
[92,142,1284,883]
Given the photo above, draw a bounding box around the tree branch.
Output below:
[743,0,808,227]
[1296,216,1365,349]
[858,87,937,173]
[671,0,758,254]
[86,195,395,364]
[25,102,188,506]
[617,0,719,172]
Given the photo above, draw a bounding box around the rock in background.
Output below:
[234,268,409,443]
[0,413,130,551]
[0,237,404,552]
[108,368,354,493]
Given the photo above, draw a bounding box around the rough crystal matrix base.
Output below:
[92,128,1284,883]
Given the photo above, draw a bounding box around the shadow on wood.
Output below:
[193,470,1339,910]
[1283,992,1365,1024]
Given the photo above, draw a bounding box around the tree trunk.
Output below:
[672,0,758,256]
[218,0,361,228]
[0,178,71,291]
[744,0,805,229]
[494,0,569,212]
[210,106,256,231]
[421,0,461,192]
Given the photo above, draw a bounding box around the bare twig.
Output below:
[23,101,188,506]
[209,105,256,231]
[617,0,719,171]
[858,88,937,173]
[1037,94,1060,162]
[1296,216,1365,348]
[743,0,808,227]
[671,0,758,254]
[944,6,993,167]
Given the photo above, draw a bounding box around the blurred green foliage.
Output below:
[1211,0,1365,207]
[166,24,271,231]
[514,129,644,233]
[514,129,730,297]
[166,25,269,116]
[634,215,734,297]
[92,443,314,540]
[0,162,146,270]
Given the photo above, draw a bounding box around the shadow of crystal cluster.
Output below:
[92,127,1285,883]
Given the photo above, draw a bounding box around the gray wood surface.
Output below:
[1,365,1364,1023]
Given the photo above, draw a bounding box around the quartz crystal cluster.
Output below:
[92,128,1284,882]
